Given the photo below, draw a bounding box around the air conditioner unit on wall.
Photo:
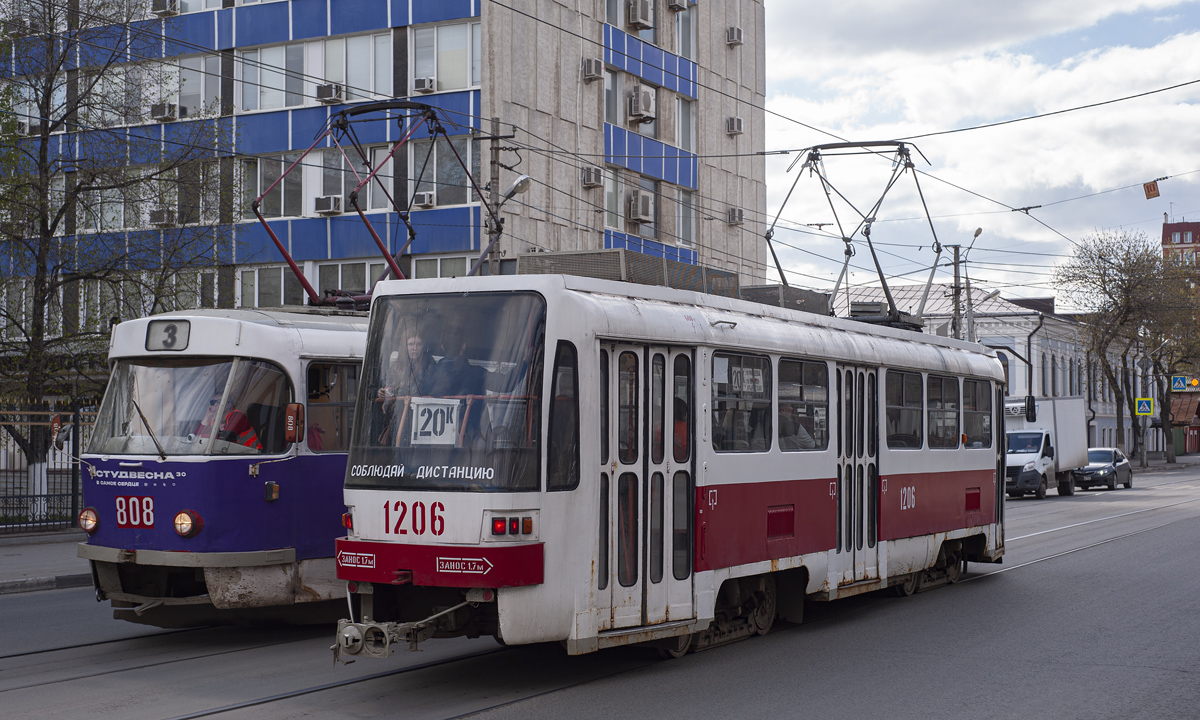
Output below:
[314,195,343,215]
[413,77,437,94]
[628,0,653,30]
[726,26,744,46]
[726,117,744,136]
[581,166,603,188]
[727,207,744,225]
[316,84,344,104]
[628,190,655,223]
[412,191,436,208]
[151,103,177,122]
[668,0,688,11]
[152,0,179,17]
[149,208,176,227]
[582,58,603,83]
[629,85,656,122]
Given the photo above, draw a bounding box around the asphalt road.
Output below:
[3,465,1199,720]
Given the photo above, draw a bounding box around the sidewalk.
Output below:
[1130,451,1200,474]
[0,530,92,595]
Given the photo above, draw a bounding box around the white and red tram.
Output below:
[333,274,1005,658]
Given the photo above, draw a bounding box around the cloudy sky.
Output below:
[761,0,1200,309]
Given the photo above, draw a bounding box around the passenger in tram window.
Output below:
[196,393,262,449]
[779,403,817,450]
[377,330,435,400]
[673,398,689,461]
[429,329,486,398]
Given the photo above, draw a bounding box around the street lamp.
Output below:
[470,174,532,276]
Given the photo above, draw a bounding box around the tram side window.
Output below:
[712,352,772,453]
[547,341,580,491]
[963,379,992,448]
[927,375,960,449]
[778,359,828,451]
[672,355,691,463]
[306,362,359,453]
[885,370,923,449]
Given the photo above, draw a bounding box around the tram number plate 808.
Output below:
[411,398,460,446]
[115,496,155,528]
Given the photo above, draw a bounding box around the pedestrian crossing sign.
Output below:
[1135,398,1154,416]
[1174,376,1188,391]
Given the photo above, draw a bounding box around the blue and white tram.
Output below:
[78,309,367,626]
[333,275,1005,658]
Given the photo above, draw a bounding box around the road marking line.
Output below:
[1008,496,1200,541]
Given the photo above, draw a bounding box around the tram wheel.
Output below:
[946,559,962,584]
[749,576,777,636]
[1035,477,1047,499]
[657,633,693,659]
[891,573,917,597]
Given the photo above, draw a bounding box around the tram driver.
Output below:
[195,392,262,450]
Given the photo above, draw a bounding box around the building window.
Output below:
[412,22,482,93]
[240,34,391,111]
[323,146,394,212]
[677,189,694,247]
[242,154,303,218]
[1172,232,1182,243]
[604,69,620,125]
[413,256,469,278]
[410,136,481,207]
[1186,232,1194,244]
[676,3,695,60]
[676,97,693,152]
[180,0,222,14]
[239,266,306,308]
[605,0,620,25]
[178,56,222,117]
[605,169,623,230]
[635,0,657,45]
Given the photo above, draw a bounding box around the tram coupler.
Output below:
[332,589,495,663]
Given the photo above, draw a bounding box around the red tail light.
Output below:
[342,513,353,531]
[492,517,507,535]
[508,517,520,535]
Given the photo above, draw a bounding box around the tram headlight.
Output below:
[78,507,99,534]
[173,509,204,538]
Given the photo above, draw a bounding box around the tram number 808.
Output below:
[115,495,155,528]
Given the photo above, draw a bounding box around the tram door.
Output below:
[597,345,695,631]
[835,364,880,585]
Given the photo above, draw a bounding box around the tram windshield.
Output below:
[89,358,293,456]
[347,291,546,492]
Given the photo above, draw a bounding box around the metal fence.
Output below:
[0,404,96,535]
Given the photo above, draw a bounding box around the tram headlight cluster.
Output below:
[173,509,204,538]
[491,516,533,536]
[78,507,99,534]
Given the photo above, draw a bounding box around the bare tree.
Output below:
[1144,256,1200,463]
[1,0,240,507]
[1056,230,1163,455]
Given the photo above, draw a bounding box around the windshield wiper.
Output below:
[130,399,168,461]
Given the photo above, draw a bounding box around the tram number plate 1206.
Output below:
[115,496,155,528]
[411,398,460,446]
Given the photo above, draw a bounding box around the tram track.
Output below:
[0,626,207,662]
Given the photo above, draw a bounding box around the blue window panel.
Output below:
[331,0,391,36]
[661,144,678,185]
[235,3,290,47]
[241,220,288,263]
[217,9,234,50]
[604,26,697,100]
[641,139,664,180]
[409,0,476,25]
[290,219,331,261]
[604,125,697,188]
[349,115,390,145]
[290,0,328,41]
[238,113,290,154]
[169,12,217,54]
[406,207,479,254]
[328,216,385,259]
[291,107,330,148]
[404,91,480,138]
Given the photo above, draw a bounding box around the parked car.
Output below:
[1072,447,1133,490]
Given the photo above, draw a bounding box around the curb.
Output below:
[0,573,92,596]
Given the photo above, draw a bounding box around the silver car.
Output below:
[1073,447,1133,490]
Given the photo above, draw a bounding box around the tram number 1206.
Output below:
[384,500,446,536]
[115,495,155,528]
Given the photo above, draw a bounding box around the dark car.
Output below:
[1073,447,1133,490]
